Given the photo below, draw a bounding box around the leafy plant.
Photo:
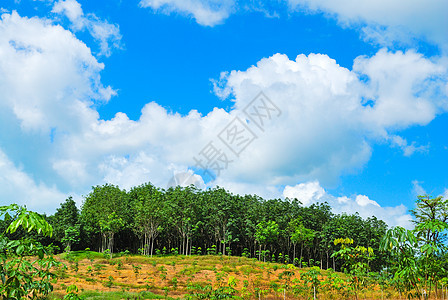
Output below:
[132,264,142,278]
[63,284,84,300]
[332,238,375,299]
[300,266,321,300]
[0,204,62,299]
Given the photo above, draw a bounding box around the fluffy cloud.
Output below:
[0,149,67,212]
[283,181,326,206]
[286,0,448,50]
[52,0,122,56]
[0,11,115,209]
[139,0,234,26]
[0,11,113,133]
[136,0,447,51]
[0,10,447,222]
[214,50,447,187]
[283,181,413,228]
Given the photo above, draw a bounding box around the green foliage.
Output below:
[0,204,61,299]
[255,220,279,261]
[13,182,448,299]
[49,197,80,252]
[132,264,142,278]
[300,266,322,299]
[81,183,130,254]
[380,195,448,299]
[63,284,84,300]
[129,183,165,257]
[332,238,375,298]
[62,225,81,253]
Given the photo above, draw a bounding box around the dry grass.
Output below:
[49,251,402,299]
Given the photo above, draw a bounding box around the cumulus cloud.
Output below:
[166,170,205,189]
[283,181,325,206]
[52,0,122,56]
[0,10,447,219]
[0,11,115,207]
[136,0,447,50]
[283,181,412,228]
[0,149,67,212]
[286,0,448,50]
[0,11,113,133]
[139,0,234,26]
[214,50,447,186]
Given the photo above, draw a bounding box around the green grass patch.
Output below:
[50,290,170,299]
[61,250,104,261]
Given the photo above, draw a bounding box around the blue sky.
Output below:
[0,0,447,227]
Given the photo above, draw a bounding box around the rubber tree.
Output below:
[130,182,165,256]
[255,220,279,261]
[81,183,130,253]
[0,204,61,299]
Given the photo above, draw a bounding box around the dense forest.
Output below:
[13,183,389,271]
[2,183,448,299]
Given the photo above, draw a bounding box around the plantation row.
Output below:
[1,183,448,299]
[4,183,389,272]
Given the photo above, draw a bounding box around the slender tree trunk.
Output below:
[264,245,266,262]
[186,236,189,255]
[300,244,303,268]
[151,236,155,257]
[293,243,296,261]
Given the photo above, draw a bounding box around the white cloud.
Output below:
[0,11,112,134]
[0,149,67,212]
[286,0,448,50]
[166,170,205,189]
[52,0,83,28]
[283,181,412,228]
[0,10,446,221]
[139,0,234,26]
[52,0,122,56]
[0,11,116,204]
[355,195,380,207]
[214,50,447,186]
[390,135,429,157]
[283,181,325,206]
[136,0,448,49]
[412,180,427,196]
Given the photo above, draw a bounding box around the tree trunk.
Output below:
[151,236,155,257]
[264,245,266,262]
[300,244,303,268]
[293,243,296,262]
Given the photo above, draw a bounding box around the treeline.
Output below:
[3,186,448,299]
[3,182,389,271]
